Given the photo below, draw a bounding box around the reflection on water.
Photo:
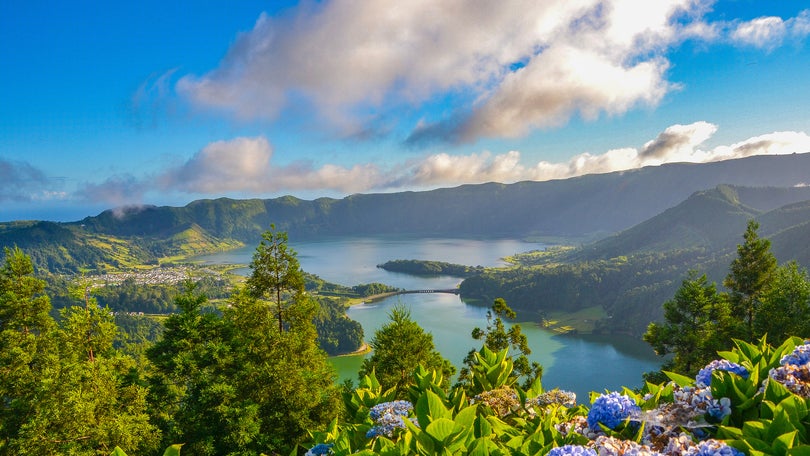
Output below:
[191,237,663,401]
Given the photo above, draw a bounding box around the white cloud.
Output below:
[729,9,810,49]
[176,0,714,142]
[731,16,787,49]
[81,125,810,205]
[158,136,383,194]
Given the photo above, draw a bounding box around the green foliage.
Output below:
[1,248,159,455]
[245,225,306,332]
[313,298,364,355]
[724,220,778,340]
[458,298,542,391]
[644,271,734,376]
[378,259,484,277]
[359,305,456,398]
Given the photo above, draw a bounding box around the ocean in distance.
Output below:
[192,236,662,402]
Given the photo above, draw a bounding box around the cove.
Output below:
[192,236,663,401]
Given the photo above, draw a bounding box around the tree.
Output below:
[754,261,810,341]
[723,220,777,341]
[0,247,58,452]
[1,248,158,454]
[458,298,542,391]
[644,271,734,376]
[245,225,306,332]
[359,305,455,398]
[148,233,341,455]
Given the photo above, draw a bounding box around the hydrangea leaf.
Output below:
[664,371,694,387]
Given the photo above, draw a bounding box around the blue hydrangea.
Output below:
[587,392,641,430]
[366,400,417,439]
[684,439,744,456]
[304,443,333,456]
[369,400,413,421]
[547,444,598,456]
[780,343,810,367]
[695,360,749,387]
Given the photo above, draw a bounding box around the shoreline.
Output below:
[335,342,371,357]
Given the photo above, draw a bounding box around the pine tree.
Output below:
[359,305,455,397]
[723,220,777,341]
[644,271,734,376]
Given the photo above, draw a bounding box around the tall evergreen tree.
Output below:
[359,305,455,397]
[754,261,810,341]
[644,271,734,376]
[245,225,306,333]
[724,220,777,341]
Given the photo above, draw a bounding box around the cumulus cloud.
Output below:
[729,9,810,49]
[0,158,52,202]
[176,0,716,143]
[128,124,808,200]
[157,136,383,194]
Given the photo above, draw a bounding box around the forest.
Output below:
[2,222,809,455]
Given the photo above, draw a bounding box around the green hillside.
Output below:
[458,186,810,336]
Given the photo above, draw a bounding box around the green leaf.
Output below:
[664,371,694,387]
[110,447,128,456]
[454,403,478,429]
[426,418,461,441]
[162,444,183,456]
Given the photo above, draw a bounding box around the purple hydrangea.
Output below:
[780,343,810,367]
[547,444,598,456]
[587,392,641,430]
[695,360,749,388]
[684,439,743,456]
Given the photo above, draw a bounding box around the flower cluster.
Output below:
[472,387,520,417]
[769,342,810,398]
[683,439,743,456]
[672,385,731,422]
[531,388,577,408]
[366,400,417,439]
[695,360,749,388]
[304,443,333,456]
[591,435,656,456]
[548,444,598,456]
[780,341,810,367]
[587,392,641,430]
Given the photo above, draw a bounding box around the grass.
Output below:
[542,305,607,334]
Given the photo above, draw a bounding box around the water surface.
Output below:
[193,237,662,401]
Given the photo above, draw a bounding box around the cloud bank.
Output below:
[173,1,809,145]
[0,158,53,202]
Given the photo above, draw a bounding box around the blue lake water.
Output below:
[192,236,662,401]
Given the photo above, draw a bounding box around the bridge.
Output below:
[401,288,460,295]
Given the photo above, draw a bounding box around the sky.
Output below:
[1,0,809,222]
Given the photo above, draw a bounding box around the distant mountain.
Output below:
[74,152,810,241]
[2,152,810,273]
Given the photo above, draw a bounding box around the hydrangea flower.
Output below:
[532,388,577,408]
[547,444,598,456]
[366,400,417,439]
[368,400,413,421]
[587,392,641,430]
[769,363,810,398]
[591,435,658,456]
[304,443,333,456]
[684,439,743,456]
[780,342,810,367]
[472,387,520,417]
[672,385,732,421]
[695,360,749,388]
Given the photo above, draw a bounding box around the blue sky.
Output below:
[2,0,809,221]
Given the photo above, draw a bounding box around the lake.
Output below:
[192,236,663,402]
